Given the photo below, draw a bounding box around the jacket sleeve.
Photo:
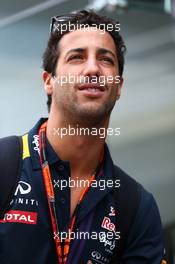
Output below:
[120,185,165,264]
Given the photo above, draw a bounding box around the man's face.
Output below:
[50,28,123,125]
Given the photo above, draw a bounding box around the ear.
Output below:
[42,71,54,95]
[116,77,124,100]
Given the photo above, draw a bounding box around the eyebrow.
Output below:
[65,48,116,59]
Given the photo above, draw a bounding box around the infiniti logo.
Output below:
[14,181,32,196]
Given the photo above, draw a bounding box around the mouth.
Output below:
[77,83,106,97]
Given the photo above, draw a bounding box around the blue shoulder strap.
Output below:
[0,136,23,219]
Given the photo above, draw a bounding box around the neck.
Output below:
[46,108,109,179]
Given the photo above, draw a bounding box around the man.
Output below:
[0,9,166,264]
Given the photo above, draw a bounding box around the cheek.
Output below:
[105,70,119,83]
[54,82,75,102]
[109,83,119,99]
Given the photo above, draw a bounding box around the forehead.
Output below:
[58,28,116,55]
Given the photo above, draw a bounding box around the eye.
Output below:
[68,54,84,62]
[99,57,114,65]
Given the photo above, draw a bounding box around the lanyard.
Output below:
[38,121,104,264]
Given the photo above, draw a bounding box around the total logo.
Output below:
[14,181,31,196]
[0,210,37,225]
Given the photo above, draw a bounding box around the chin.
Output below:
[75,106,109,125]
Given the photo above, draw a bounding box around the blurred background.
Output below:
[0,0,175,262]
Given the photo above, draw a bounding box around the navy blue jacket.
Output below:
[0,119,165,264]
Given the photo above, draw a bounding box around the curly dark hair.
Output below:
[42,9,126,112]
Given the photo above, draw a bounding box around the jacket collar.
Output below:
[28,118,60,170]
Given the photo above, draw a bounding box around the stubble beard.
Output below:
[54,83,117,128]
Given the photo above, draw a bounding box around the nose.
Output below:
[82,56,100,77]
